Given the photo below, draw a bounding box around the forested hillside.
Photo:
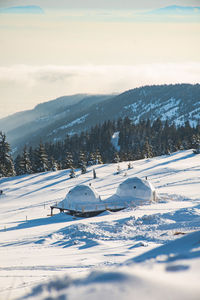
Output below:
[1,116,200,178]
[0,84,199,155]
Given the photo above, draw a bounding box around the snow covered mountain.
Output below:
[0,93,113,153]
[0,149,200,299]
[0,5,44,14]
[150,5,200,15]
[0,84,199,154]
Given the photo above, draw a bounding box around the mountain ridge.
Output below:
[149,5,200,15]
[0,84,199,154]
[0,5,44,14]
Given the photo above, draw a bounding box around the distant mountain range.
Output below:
[0,5,44,14]
[1,5,199,16]
[0,84,199,155]
[150,5,200,15]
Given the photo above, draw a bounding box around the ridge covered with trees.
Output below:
[0,117,200,177]
[0,84,199,155]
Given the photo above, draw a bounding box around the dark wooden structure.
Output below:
[50,205,123,218]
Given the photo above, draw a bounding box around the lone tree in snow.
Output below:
[69,167,76,178]
[127,162,133,169]
[116,164,121,174]
[81,162,87,174]
[79,151,87,174]
[93,168,97,179]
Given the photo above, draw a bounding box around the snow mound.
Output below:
[131,229,200,263]
[19,231,200,300]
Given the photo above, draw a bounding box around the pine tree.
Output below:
[15,154,23,176]
[19,146,32,174]
[127,162,133,169]
[56,161,62,170]
[95,149,103,164]
[192,134,200,154]
[11,114,200,175]
[69,167,76,178]
[28,146,36,172]
[48,156,58,171]
[165,148,171,155]
[78,151,87,174]
[119,151,127,162]
[34,143,49,172]
[113,152,120,163]
[0,132,15,177]
[63,152,73,169]
[81,161,87,174]
[88,152,96,165]
[143,139,153,158]
[116,164,121,174]
[93,168,97,179]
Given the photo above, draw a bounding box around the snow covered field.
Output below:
[0,150,200,300]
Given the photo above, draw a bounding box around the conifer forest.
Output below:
[0,117,200,177]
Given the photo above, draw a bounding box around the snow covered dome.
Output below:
[104,177,157,210]
[116,177,157,204]
[58,184,102,212]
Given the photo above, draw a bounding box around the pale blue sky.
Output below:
[0,0,199,118]
[0,0,199,9]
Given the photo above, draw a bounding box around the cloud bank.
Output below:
[0,63,199,118]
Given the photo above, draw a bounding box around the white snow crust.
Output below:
[0,149,200,300]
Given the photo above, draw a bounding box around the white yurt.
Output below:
[117,177,156,204]
[57,184,104,214]
[105,177,157,209]
[51,178,157,217]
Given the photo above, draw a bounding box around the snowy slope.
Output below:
[0,150,200,299]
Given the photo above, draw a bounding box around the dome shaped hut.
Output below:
[116,177,157,204]
[55,184,104,217]
[50,178,157,217]
[105,177,157,210]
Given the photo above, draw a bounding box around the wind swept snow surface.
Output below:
[0,150,200,299]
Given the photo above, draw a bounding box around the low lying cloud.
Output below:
[0,63,199,118]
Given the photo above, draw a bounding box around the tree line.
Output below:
[0,117,200,178]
